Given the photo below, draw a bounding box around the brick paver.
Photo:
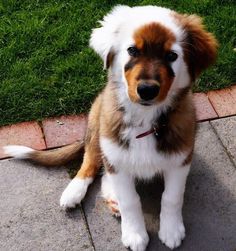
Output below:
[208,85,236,117]
[0,122,46,159]
[193,93,218,121]
[42,115,88,148]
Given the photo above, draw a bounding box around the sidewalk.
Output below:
[0,116,236,251]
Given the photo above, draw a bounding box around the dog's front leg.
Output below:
[158,164,190,249]
[107,171,149,251]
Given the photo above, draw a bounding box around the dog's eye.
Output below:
[166,51,178,62]
[127,46,139,57]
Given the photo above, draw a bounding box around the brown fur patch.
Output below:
[106,50,115,69]
[155,88,196,154]
[173,13,218,80]
[76,94,102,179]
[105,199,120,217]
[99,83,130,148]
[125,22,176,103]
[125,63,143,103]
[156,66,173,102]
[28,141,84,167]
[134,22,176,51]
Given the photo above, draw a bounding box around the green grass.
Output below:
[0,0,235,126]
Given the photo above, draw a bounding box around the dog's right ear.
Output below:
[89,5,130,69]
[174,14,218,81]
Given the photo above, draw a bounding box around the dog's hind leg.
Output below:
[101,173,120,217]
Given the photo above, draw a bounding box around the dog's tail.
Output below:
[3,141,84,167]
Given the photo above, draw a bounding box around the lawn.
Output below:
[0,0,235,126]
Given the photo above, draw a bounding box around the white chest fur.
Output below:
[100,127,186,180]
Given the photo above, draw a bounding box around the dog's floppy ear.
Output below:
[89,5,130,69]
[177,14,218,80]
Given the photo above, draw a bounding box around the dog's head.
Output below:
[90,5,217,106]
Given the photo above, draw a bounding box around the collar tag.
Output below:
[153,126,159,137]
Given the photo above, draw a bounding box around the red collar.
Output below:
[135,109,170,139]
[136,125,159,139]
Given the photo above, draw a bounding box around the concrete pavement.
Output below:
[0,118,236,251]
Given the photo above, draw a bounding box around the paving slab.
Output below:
[210,116,236,167]
[0,160,93,251]
[1,120,236,251]
[83,121,236,251]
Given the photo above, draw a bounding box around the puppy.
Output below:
[4,5,217,251]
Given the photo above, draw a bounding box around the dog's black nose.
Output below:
[137,83,160,101]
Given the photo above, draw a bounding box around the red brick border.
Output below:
[1,85,236,159]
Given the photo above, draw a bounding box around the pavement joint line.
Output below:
[206,92,220,117]
[80,203,96,251]
[200,113,236,122]
[209,120,236,170]
[37,120,47,148]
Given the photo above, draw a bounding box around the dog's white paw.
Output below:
[60,177,93,209]
[122,230,149,251]
[158,217,185,249]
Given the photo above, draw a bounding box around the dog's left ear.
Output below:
[177,14,218,80]
[89,5,131,69]
[89,25,115,69]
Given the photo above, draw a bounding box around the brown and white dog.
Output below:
[4,5,217,251]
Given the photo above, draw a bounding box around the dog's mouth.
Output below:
[139,101,154,106]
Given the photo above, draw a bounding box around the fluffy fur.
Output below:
[4,5,217,251]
